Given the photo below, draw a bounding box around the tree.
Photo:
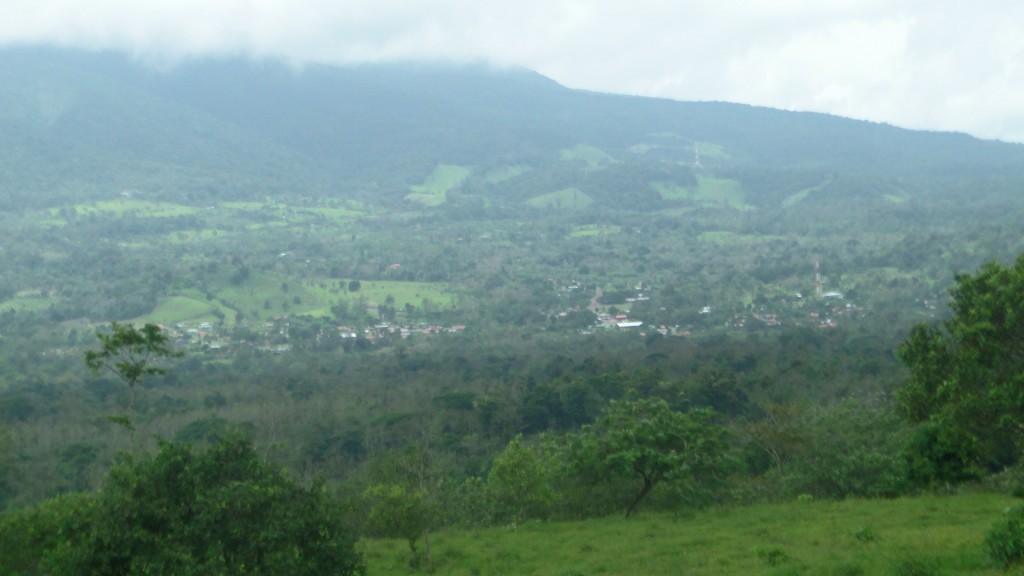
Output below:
[84,322,182,440]
[363,483,434,566]
[486,435,553,525]
[577,398,730,517]
[1,435,364,576]
[897,254,1024,482]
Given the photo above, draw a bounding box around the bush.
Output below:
[986,505,1024,568]
[3,436,364,576]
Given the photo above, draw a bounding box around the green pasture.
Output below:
[365,493,1020,576]
[560,144,616,167]
[783,176,833,207]
[783,188,813,207]
[652,181,690,201]
[295,206,364,219]
[63,199,200,219]
[569,224,621,238]
[133,296,223,325]
[694,141,728,159]
[138,274,458,326]
[699,231,788,246]
[655,176,750,210]
[166,229,230,243]
[527,188,593,210]
[0,293,57,313]
[338,279,456,309]
[693,176,752,210]
[219,201,267,210]
[405,165,471,206]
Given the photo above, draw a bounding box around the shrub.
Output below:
[754,545,789,566]
[986,505,1024,568]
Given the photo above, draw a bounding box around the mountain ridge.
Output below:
[1,46,1021,211]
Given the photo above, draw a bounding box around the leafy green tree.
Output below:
[1,435,363,576]
[896,255,1024,481]
[84,322,183,439]
[0,493,94,575]
[487,435,554,524]
[577,398,730,517]
[363,483,434,566]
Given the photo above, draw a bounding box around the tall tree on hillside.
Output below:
[897,254,1024,483]
[577,398,730,517]
[85,322,182,445]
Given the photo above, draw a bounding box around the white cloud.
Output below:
[1,0,1022,142]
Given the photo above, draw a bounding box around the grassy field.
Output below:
[135,276,458,326]
[527,188,593,211]
[341,280,457,310]
[64,199,200,219]
[695,142,728,159]
[406,165,471,206]
[569,224,621,238]
[560,144,616,168]
[699,231,789,246]
[134,296,223,325]
[654,177,751,210]
[363,493,1024,576]
[0,293,57,313]
[692,176,752,210]
[652,181,690,201]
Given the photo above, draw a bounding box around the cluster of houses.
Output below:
[337,322,467,342]
[162,316,470,357]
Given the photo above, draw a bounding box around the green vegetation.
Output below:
[5,48,1024,573]
[569,224,621,238]
[897,254,1024,484]
[527,187,593,210]
[560,144,616,167]
[85,322,183,442]
[692,176,752,210]
[364,494,1017,575]
[406,165,471,206]
[0,436,363,576]
[0,293,57,313]
[652,181,690,201]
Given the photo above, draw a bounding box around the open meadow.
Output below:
[363,493,1024,576]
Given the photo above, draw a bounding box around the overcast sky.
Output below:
[2,1,1023,143]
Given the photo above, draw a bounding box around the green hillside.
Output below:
[364,494,1020,575]
[5,48,1024,575]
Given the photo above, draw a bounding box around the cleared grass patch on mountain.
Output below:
[693,176,752,210]
[405,165,471,206]
[699,231,789,246]
[560,144,616,167]
[570,224,621,238]
[64,199,200,219]
[527,188,593,210]
[654,176,751,210]
[0,292,57,313]
[365,493,1017,576]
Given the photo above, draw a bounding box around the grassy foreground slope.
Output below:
[364,493,1021,575]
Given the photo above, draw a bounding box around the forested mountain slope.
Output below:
[2,47,1022,211]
